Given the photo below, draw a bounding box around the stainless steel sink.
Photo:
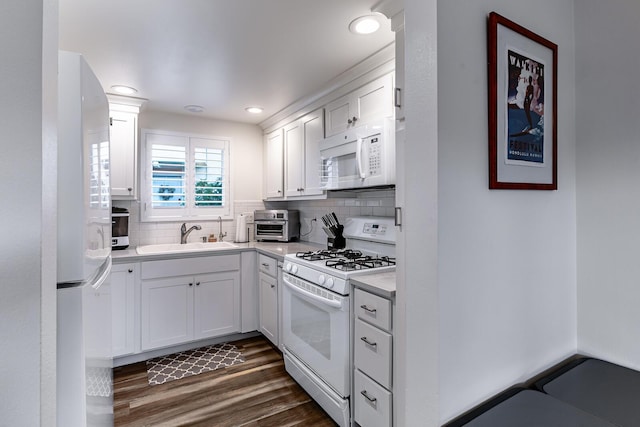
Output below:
[135,241,238,255]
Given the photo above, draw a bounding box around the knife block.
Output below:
[327,225,345,249]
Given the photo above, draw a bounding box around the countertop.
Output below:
[351,271,396,299]
[111,241,324,263]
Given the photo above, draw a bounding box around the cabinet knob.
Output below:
[128,268,133,273]
[127,187,133,192]
[189,283,193,287]
[347,118,353,124]
[196,282,200,286]
[270,284,275,289]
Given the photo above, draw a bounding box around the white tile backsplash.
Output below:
[112,200,265,247]
[114,190,395,248]
[272,189,396,245]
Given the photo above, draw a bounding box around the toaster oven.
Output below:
[254,210,300,242]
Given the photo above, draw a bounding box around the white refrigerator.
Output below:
[56,51,113,427]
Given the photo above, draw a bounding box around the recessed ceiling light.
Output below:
[245,107,263,114]
[110,85,138,95]
[349,15,382,35]
[184,105,204,113]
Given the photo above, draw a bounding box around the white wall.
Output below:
[0,1,58,425]
[575,0,640,368]
[436,0,576,422]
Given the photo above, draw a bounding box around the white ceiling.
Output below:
[58,0,395,125]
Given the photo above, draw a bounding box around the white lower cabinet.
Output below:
[111,262,138,357]
[258,254,279,347]
[140,255,241,351]
[353,288,394,427]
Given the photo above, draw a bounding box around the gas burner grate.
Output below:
[325,256,396,271]
[295,249,363,261]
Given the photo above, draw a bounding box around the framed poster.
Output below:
[488,12,558,190]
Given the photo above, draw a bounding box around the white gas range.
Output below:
[281,216,396,427]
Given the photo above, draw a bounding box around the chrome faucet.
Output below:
[180,223,202,244]
[218,216,227,242]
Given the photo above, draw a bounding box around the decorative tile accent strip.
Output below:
[146,343,245,386]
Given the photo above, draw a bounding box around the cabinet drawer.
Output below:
[141,254,240,279]
[354,369,392,427]
[354,319,392,389]
[355,288,392,331]
[258,254,277,277]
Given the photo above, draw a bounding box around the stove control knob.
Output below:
[291,265,298,274]
[318,275,326,285]
[326,278,335,289]
[285,263,292,273]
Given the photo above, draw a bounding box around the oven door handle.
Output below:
[283,276,343,309]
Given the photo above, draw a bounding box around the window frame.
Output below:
[140,129,232,222]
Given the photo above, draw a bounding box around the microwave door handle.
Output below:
[356,137,366,179]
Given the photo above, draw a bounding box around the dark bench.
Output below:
[443,355,640,426]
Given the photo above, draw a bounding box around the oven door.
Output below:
[255,220,286,241]
[281,272,350,397]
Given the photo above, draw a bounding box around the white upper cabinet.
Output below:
[285,108,325,198]
[108,95,145,200]
[264,128,284,199]
[284,120,303,197]
[324,73,394,137]
[110,110,138,199]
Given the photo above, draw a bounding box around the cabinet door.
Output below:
[194,271,240,340]
[354,73,394,126]
[109,110,138,199]
[284,121,304,197]
[301,108,324,196]
[324,93,352,137]
[111,263,137,357]
[258,271,278,346]
[141,276,193,350]
[264,129,284,198]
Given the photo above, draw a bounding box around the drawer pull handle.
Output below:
[360,336,377,347]
[360,304,377,314]
[261,263,270,267]
[360,390,377,405]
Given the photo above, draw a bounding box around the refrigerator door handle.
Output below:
[91,257,112,290]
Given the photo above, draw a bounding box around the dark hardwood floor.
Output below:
[113,335,338,426]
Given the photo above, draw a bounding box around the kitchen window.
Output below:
[140,130,231,221]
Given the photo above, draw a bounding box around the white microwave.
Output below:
[319,118,395,190]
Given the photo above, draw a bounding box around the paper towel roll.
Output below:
[235,214,248,243]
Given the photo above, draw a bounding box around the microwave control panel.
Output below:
[367,136,382,177]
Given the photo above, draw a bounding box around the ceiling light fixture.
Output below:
[110,85,138,95]
[349,15,382,35]
[184,105,204,113]
[245,107,263,114]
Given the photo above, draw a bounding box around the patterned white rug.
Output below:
[146,343,245,386]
